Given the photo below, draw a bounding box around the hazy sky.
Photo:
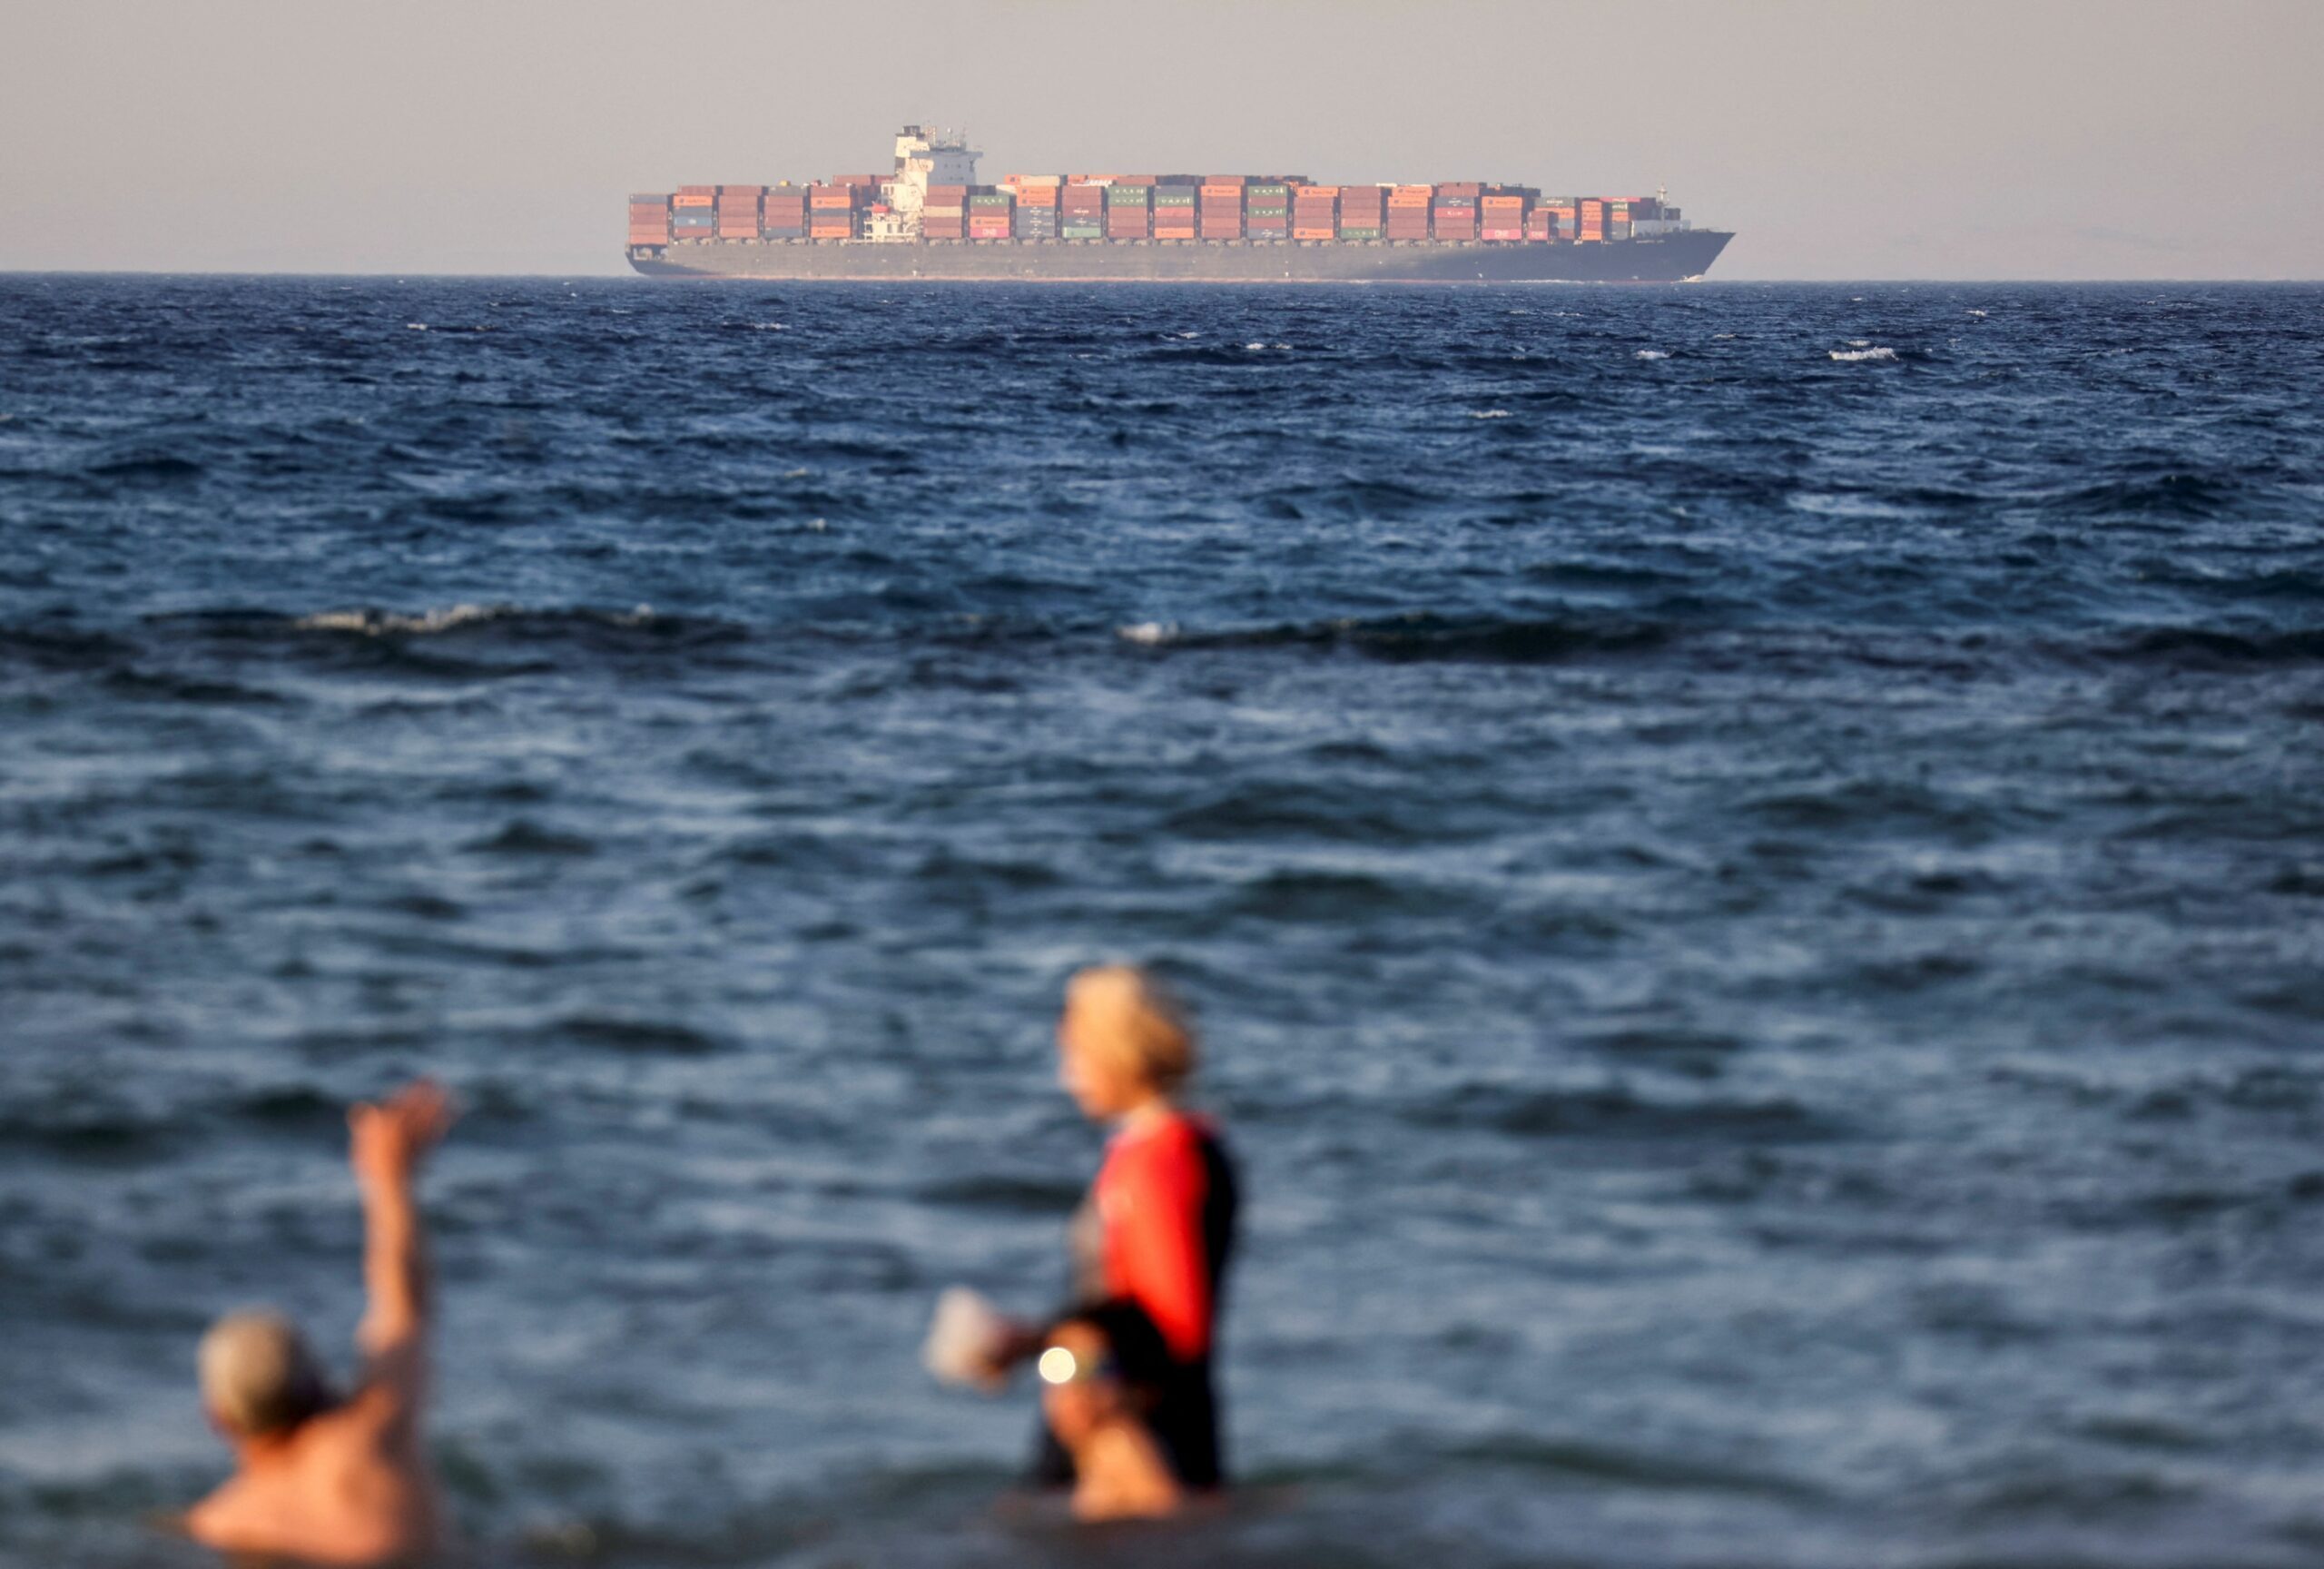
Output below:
[5,0,2318,279]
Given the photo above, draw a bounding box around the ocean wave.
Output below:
[84,453,204,480]
[546,1013,729,1055]
[2101,626,2324,667]
[1827,345,1898,362]
[137,605,754,667]
[1401,1081,1840,1142]
[291,602,654,636]
[1118,610,1670,664]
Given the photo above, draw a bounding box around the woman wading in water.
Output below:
[982,965,1240,1506]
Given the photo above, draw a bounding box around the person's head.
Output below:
[199,1311,333,1444]
[1038,1302,1173,1449]
[1057,965,1196,1122]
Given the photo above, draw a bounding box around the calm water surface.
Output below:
[2,276,2321,1567]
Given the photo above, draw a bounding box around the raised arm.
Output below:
[348,1081,455,1417]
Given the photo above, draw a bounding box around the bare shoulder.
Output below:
[182,1472,269,1552]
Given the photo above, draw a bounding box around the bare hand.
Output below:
[972,1319,1045,1388]
[350,1081,456,1189]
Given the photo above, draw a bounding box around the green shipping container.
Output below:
[1062,225,1102,238]
[1338,228,1383,239]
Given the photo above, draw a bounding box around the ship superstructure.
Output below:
[626,125,1732,282]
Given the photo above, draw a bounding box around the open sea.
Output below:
[1,275,2320,1568]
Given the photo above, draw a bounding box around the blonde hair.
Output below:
[199,1311,330,1436]
[1066,965,1198,1095]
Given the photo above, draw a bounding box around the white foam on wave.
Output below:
[1246,341,1267,351]
[293,603,656,636]
[405,323,428,331]
[754,322,786,331]
[1468,409,1512,419]
[1965,309,1988,318]
[1828,346,1898,362]
[1118,621,1180,646]
[1635,350,1670,360]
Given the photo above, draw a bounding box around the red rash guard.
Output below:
[1094,1112,1220,1362]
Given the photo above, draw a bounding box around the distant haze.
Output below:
[5,0,2319,279]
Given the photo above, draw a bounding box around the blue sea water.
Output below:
[0,274,2320,1568]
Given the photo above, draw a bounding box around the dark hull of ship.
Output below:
[627,230,1734,283]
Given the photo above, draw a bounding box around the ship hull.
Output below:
[626,230,1732,283]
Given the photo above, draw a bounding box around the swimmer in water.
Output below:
[182,1081,455,1566]
[983,965,1240,1494]
[1037,1303,1184,1523]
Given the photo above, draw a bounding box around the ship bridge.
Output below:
[867,124,980,241]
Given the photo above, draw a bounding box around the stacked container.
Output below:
[1106,181,1151,240]
[809,183,857,240]
[672,184,717,242]
[1151,184,1196,240]
[1433,183,1480,241]
[716,185,764,240]
[645,155,1671,252]
[1009,178,1060,239]
[968,191,1013,241]
[922,183,967,241]
[1246,182,1290,238]
[1060,182,1105,239]
[761,184,808,239]
[1386,185,1432,242]
[627,193,670,247]
[1480,190,1526,242]
[1199,178,1244,239]
[1292,185,1337,241]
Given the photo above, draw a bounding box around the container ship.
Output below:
[626,126,1732,283]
